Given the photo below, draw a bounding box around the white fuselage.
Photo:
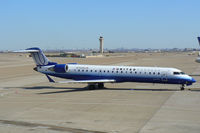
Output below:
[37,64,194,85]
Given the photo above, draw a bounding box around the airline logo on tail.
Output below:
[14,47,56,66]
[26,48,49,66]
[197,37,200,46]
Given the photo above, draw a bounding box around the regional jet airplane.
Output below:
[15,47,196,90]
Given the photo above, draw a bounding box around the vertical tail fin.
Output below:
[197,37,200,46]
[14,47,57,66]
[26,47,49,66]
[197,37,200,56]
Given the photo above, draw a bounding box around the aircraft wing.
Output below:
[46,75,115,84]
[57,79,116,84]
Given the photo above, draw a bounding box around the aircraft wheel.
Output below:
[88,85,96,90]
[98,83,104,89]
[180,84,185,91]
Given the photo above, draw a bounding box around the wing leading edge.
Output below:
[46,75,115,84]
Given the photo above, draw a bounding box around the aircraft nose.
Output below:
[191,77,196,83]
[186,77,196,85]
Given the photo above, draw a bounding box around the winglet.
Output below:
[46,75,55,83]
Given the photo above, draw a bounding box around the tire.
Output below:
[88,85,96,90]
[98,83,104,89]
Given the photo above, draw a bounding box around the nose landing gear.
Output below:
[180,84,185,91]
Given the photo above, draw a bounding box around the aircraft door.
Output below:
[98,68,103,77]
[161,71,168,82]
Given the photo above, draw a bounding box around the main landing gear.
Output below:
[180,84,185,91]
[98,83,104,88]
[88,83,104,90]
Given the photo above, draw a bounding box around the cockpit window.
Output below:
[180,72,185,74]
[173,71,185,75]
[173,72,180,75]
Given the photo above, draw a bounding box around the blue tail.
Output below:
[26,47,50,66]
[197,37,200,46]
[17,47,57,66]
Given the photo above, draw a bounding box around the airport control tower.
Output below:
[99,36,104,54]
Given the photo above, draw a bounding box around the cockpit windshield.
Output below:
[173,71,185,75]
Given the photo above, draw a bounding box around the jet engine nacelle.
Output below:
[54,64,68,73]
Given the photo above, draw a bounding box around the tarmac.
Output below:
[0,52,200,133]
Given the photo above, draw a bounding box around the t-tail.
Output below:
[197,37,200,46]
[197,37,200,56]
[14,47,57,66]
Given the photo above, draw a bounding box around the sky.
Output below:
[0,0,200,50]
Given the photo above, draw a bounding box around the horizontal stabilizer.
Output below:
[13,49,39,53]
[13,47,50,66]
